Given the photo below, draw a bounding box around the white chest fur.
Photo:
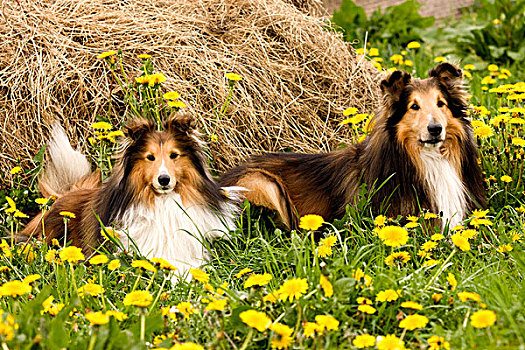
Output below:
[118,193,236,278]
[420,148,466,229]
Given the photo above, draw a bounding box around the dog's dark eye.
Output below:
[437,100,446,107]
[146,155,155,161]
[410,104,420,110]
[170,152,179,159]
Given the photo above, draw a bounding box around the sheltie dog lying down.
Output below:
[21,113,240,277]
[220,63,486,229]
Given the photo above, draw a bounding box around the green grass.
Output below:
[0,49,524,350]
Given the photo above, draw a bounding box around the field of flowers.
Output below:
[0,40,524,350]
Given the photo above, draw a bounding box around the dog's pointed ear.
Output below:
[124,118,155,140]
[381,70,411,102]
[164,112,197,135]
[429,62,463,88]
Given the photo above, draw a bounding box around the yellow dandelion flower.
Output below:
[421,241,437,251]
[464,64,476,70]
[225,73,242,81]
[244,273,272,288]
[407,41,420,49]
[423,259,440,267]
[204,298,227,311]
[497,243,513,254]
[151,257,177,271]
[263,291,279,303]
[167,100,187,108]
[59,246,85,264]
[90,121,113,130]
[358,304,376,314]
[405,222,419,229]
[368,48,379,56]
[163,91,181,100]
[399,314,429,330]
[428,336,450,350]
[343,108,358,116]
[270,322,293,349]
[446,273,457,290]
[123,290,152,308]
[470,309,496,328]
[89,254,109,265]
[97,51,117,59]
[189,268,210,283]
[299,214,324,230]
[59,211,76,219]
[353,334,376,348]
[108,259,120,270]
[500,175,512,183]
[377,334,405,350]
[176,302,195,319]
[319,274,333,298]
[488,64,499,72]
[105,310,127,321]
[41,296,64,316]
[234,268,252,278]
[451,233,470,251]
[22,274,41,284]
[240,310,271,332]
[378,226,409,247]
[137,54,151,59]
[354,268,365,281]
[374,215,387,227]
[357,297,372,305]
[473,125,493,138]
[401,301,423,310]
[315,315,339,331]
[384,251,411,266]
[131,260,157,273]
[303,322,322,338]
[461,229,478,239]
[432,293,443,303]
[0,280,31,297]
[44,249,59,264]
[434,56,447,63]
[375,289,400,303]
[85,311,109,325]
[148,73,166,86]
[458,291,481,302]
[10,166,22,175]
[277,278,308,302]
[78,283,105,297]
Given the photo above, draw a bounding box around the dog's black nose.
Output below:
[427,122,443,137]
[158,174,171,186]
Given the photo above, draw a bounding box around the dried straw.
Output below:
[0,0,381,188]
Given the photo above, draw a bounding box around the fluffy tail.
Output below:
[39,124,92,197]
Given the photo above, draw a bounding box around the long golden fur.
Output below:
[21,113,239,274]
[220,63,486,229]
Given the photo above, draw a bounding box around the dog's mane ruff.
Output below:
[359,98,429,216]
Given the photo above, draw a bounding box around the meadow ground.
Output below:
[0,45,524,350]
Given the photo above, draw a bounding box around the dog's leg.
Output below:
[234,170,297,229]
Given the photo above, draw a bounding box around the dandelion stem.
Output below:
[423,249,456,291]
[140,312,146,343]
[63,218,68,248]
[239,328,253,350]
[148,275,167,315]
[87,328,97,350]
[293,301,302,337]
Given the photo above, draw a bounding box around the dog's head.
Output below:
[122,113,207,197]
[379,63,468,158]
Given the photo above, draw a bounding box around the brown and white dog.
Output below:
[22,113,240,277]
[220,63,485,229]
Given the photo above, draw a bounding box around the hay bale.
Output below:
[0,0,381,188]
